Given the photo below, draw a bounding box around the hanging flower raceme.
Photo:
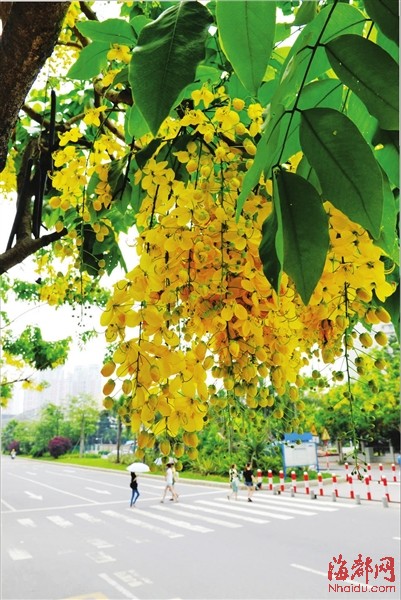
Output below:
[98,84,396,454]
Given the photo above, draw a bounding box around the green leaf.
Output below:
[77,18,136,45]
[326,34,399,131]
[129,1,213,135]
[374,175,399,264]
[364,0,399,44]
[236,104,289,218]
[300,108,384,239]
[259,202,282,294]
[216,0,276,95]
[293,0,318,26]
[275,169,329,304]
[126,104,150,139]
[67,42,109,80]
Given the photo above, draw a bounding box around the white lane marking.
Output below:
[47,515,73,528]
[8,548,33,560]
[87,538,114,549]
[85,487,111,495]
[9,473,98,504]
[25,491,43,500]
[196,501,269,524]
[115,569,153,588]
[86,551,116,564]
[17,518,37,527]
[253,496,334,514]
[25,471,38,476]
[213,498,293,520]
[1,499,16,511]
[99,573,139,599]
[291,563,374,590]
[255,497,338,512]
[133,507,213,533]
[154,504,241,528]
[393,536,401,540]
[75,512,102,523]
[261,494,357,509]
[102,509,184,539]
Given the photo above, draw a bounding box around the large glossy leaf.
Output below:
[77,19,136,45]
[275,169,329,304]
[364,0,399,44]
[216,0,276,95]
[129,1,212,135]
[67,42,109,80]
[274,3,364,110]
[326,35,398,131]
[300,108,384,239]
[374,173,399,264]
[259,199,282,294]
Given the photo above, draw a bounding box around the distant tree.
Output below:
[48,436,72,458]
[65,394,99,457]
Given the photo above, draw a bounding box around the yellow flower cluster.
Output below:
[98,85,395,447]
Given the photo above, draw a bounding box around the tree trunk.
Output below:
[0,2,69,172]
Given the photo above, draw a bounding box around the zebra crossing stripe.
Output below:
[75,512,102,523]
[254,496,338,512]
[8,548,32,561]
[102,509,183,539]
[154,504,242,528]
[213,498,293,520]
[133,507,213,533]
[196,501,269,523]
[47,516,73,528]
[17,518,37,527]
[255,494,356,509]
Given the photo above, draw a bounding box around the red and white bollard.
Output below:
[291,471,297,493]
[367,463,372,482]
[379,463,384,481]
[344,462,349,478]
[317,472,324,496]
[268,469,273,491]
[332,473,339,498]
[303,471,310,495]
[365,476,372,501]
[382,476,390,502]
[256,469,263,490]
[348,475,355,499]
[279,470,285,493]
[391,464,397,483]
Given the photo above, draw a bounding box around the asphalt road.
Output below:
[1,458,400,600]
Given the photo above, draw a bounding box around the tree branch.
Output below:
[0,2,69,172]
[0,228,68,275]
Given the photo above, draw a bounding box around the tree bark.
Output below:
[0,2,69,172]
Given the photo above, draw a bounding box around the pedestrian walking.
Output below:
[129,472,140,507]
[161,462,178,503]
[243,462,255,502]
[10,449,16,459]
[227,463,239,500]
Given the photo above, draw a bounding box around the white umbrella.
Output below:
[154,457,176,466]
[126,462,150,473]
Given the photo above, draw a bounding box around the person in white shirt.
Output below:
[160,462,179,502]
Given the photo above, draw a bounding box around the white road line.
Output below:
[196,501,269,524]
[254,496,337,513]
[17,518,37,527]
[85,487,111,495]
[87,538,114,549]
[213,498,293,520]
[25,491,43,500]
[1,499,16,511]
[9,473,98,504]
[393,536,401,540]
[258,494,357,509]
[154,504,242,528]
[8,548,33,561]
[291,563,374,590]
[86,551,116,564]
[47,515,73,528]
[102,509,184,539]
[133,507,213,533]
[98,573,139,599]
[75,512,102,523]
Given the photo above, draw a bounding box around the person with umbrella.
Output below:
[126,462,149,507]
[129,472,140,507]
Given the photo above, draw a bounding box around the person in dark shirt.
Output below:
[243,462,255,502]
[129,472,140,507]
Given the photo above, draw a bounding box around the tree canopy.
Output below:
[0,0,399,458]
